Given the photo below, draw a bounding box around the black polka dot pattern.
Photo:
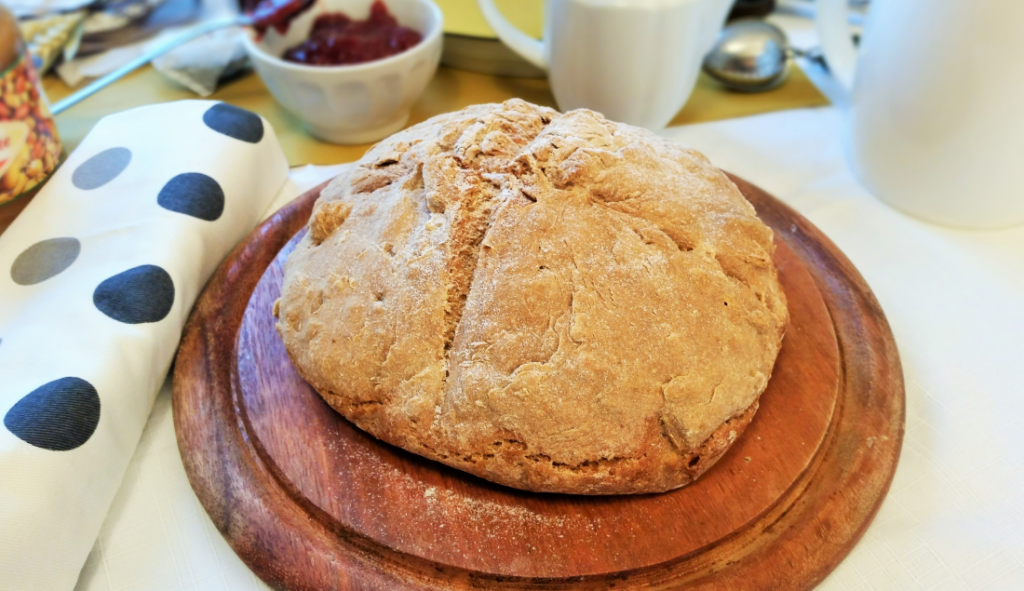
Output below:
[11,237,81,285]
[4,377,100,451]
[93,265,175,324]
[72,147,132,190]
[203,103,264,144]
[157,173,225,221]
[2,105,261,457]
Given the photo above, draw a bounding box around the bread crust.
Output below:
[276,100,788,494]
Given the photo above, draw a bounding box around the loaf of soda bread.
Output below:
[275,99,788,494]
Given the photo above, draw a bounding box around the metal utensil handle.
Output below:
[50,15,243,116]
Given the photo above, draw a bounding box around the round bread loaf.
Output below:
[275,100,788,494]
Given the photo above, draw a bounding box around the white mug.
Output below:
[817,0,1024,229]
[477,0,733,130]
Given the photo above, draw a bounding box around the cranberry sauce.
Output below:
[282,1,422,66]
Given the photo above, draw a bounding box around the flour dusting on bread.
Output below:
[276,100,788,494]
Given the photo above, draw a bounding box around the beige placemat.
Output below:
[43,64,828,168]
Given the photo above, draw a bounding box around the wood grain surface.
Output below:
[173,175,904,590]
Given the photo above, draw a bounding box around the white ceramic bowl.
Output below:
[242,0,443,144]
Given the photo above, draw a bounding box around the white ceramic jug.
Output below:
[477,0,734,130]
[817,0,1024,229]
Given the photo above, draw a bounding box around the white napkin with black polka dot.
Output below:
[0,100,289,591]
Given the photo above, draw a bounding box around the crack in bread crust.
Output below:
[437,169,500,356]
[275,100,788,495]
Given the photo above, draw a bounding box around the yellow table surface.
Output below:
[437,0,544,39]
[43,63,828,167]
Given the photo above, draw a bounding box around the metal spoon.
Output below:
[702,19,805,92]
[50,15,246,115]
[50,0,314,115]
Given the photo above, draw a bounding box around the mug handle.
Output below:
[476,0,547,70]
[816,0,858,92]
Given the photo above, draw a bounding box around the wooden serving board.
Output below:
[173,175,904,591]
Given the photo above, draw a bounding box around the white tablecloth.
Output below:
[665,111,1024,590]
[70,107,1024,591]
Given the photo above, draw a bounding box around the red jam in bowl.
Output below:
[282,0,423,66]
